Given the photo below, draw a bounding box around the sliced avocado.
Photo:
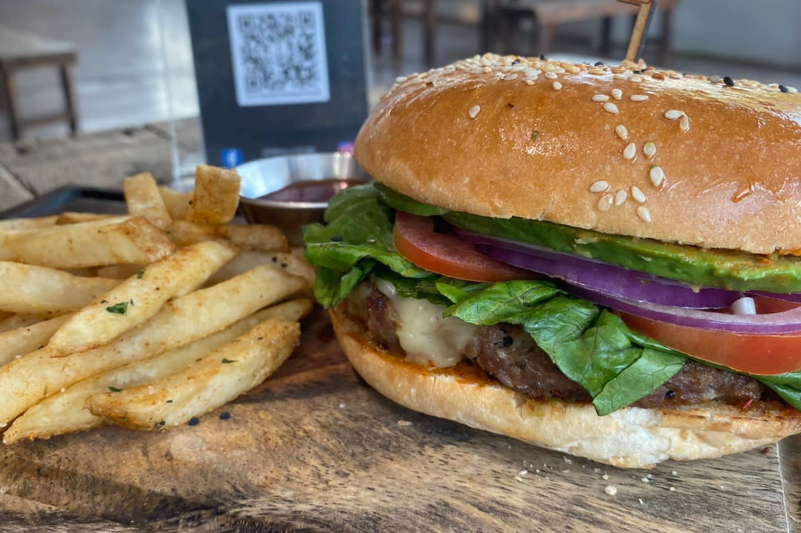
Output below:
[444,212,801,293]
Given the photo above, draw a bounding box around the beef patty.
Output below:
[346,284,769,409]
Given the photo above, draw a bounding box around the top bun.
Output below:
[355,54,801,254]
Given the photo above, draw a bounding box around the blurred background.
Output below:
[1,0,800,174]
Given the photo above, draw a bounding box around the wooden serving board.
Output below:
[0,309,795,532]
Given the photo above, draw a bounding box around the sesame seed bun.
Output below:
[355,54,801,254]
[331,306,801,468]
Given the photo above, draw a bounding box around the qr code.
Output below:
[227,2,330,107]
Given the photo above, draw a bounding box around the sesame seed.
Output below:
[615,125,628,141]
[649,165,665,187]
[603,103,619,114]
[524,79,536,86]
[637,205,652,223]
[604,485,618,496]
[615,190,627,206]
[590,180,609,193]
[630,94,649,102]
[397,420,413,426]
[790,86,799,94]
[552,81,562,91]
[630,76,643,82]
[664,110,684,120]
[468,105,481,119]
[505,73,519,81]
[553,67,566,74]
[613,74,626,80]
[724,76,734,86]
[588,68,605,75]
[592,94,609,102]
[643,142,656,158]
[680,115,690,132]
[709,75,721,83]
[623,143,636,160]
[611,88,623,100]
[631,186,646,203]
[395,76,407,83]
[779,84,789,93]
[545,71,558,80]
[598,194,613,212]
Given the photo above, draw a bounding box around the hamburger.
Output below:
[303,54,801,468]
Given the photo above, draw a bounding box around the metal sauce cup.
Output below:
[238,153,367,246]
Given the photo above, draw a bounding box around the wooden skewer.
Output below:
[617,0,657,64]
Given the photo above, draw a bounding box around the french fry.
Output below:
[186,165,241,225]
[170,220,288,252]
[0,315,69,367]
[0,265,308,427]
[0,216,57,231]
[86,318,299,430]
[0,262,120,316]
[206,251,314,287]
[158,187,192,220]
[0,315,43,334]
[0,217,175,268]
[55,213,114,225]
[3,299,311,443]
[49,241,238,357]
[96,264,146,280]
[123,173,172,230]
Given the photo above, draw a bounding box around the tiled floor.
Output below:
[2,0,800,143]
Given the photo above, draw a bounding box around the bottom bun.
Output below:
[331,306,801,468]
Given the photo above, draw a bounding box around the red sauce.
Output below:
[258,178,367,203]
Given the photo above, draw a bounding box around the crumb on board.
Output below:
[397,420,412,426]
[604,485,618,496]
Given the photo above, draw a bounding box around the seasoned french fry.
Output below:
[49,241,238,357]
[186,165,241,225]
[55,213,114,225]
[158,187,193,220]
[0,315,43,334]
[86,318,299,430]
[207,251,314,287]
[3,299,311,443]
[96,264,146,279]
[123,173,172,229]
[170,221,288,252]
[0,315,69,367]
[0,265,307,427]
[0,216,57,231]
[0,262,120,316]
[0,217,175,268]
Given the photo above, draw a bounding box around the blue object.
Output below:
[221,148,243,168]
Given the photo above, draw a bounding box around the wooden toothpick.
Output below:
[617,0,657,63]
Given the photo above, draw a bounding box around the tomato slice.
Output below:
[393,211,529,283]
[620,310,801,375]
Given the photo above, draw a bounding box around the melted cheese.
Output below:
[375,279,476,368]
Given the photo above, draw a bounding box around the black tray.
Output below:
[0,187,126,218]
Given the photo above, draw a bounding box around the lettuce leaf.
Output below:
[436,279,686,415]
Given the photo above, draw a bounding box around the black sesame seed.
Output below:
[506,102,515,109]
[271,257,278,262]
[166,399,173,403]
[594,61,605,67]
[665,390,676,400]
[219,412,231,420]
[540,54,547,60]
[188,417,200,426]
[511,59,521,65]
[331,235,343,242]
[780,84,789,93]
[723,76,734,87]
[633,69,642,74]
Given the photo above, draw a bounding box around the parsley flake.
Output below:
[136,270,144,279]
[106,302,128,315]
[108,386,123,393]
[531,130,540,143]
[222,358,237,364]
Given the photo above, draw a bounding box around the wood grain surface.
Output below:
[0,308,794,532]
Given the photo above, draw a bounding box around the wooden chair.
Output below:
[481,0,679,65]
[0,26,79,141]
[371,0,439,66]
